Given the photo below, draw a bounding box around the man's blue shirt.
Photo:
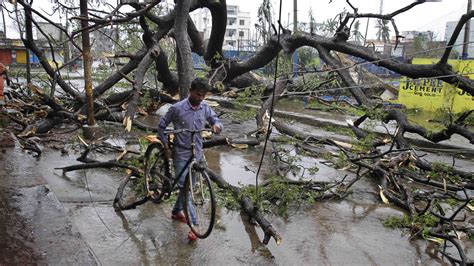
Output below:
[158,98,222,161]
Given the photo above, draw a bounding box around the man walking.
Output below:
[158,78,222,241]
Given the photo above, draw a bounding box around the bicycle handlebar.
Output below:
[164,128,213,135]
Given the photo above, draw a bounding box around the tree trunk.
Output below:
[80,0,95,127]
[174,0,194,99]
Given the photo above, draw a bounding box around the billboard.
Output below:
[398,58,474,113]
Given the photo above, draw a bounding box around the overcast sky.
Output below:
[2,0,468,40]
[227,0,468,40]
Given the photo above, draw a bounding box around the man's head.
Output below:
[188,78,211,106]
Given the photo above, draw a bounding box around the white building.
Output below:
[445,20,474,59]
[191,5,252,51]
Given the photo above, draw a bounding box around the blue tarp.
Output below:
[30,52,40,64]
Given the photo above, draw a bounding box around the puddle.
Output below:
[1,112,472,264]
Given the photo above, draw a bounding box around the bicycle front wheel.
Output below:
[144,143,171,203]
[183,166,216,239]
[113,174,148,210]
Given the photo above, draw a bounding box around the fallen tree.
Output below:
[3,0,473,260]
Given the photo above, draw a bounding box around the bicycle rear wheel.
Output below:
[183,166,216,239]
[144,143,171,203]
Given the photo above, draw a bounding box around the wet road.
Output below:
[31,144,473,264]
[1,116,473,264]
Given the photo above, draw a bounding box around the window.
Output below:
[227,41,235,46]
[239,31,244,37]
[227,29,236,37]
[228,18,236,26]
[239,19,245,26]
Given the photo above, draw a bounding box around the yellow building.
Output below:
[398,58,474,113]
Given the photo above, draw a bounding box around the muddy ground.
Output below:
[0,105,473,265]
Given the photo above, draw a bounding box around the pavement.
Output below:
[0,127,98,264]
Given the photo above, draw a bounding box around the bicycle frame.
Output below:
[162,128,210,196]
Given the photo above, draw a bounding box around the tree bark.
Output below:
[174,0,194,99]
[80,0,95,127]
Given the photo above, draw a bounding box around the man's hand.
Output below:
[212,124,221,134]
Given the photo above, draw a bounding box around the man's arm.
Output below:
[206,107,223,134]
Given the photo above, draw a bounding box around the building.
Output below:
[0,21,66,68]
[190,4,252,52]
[400,30,435,43]
[91,27,117,57]
[445,20,474,59]
[35,22,65,67]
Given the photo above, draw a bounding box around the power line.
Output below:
[254,0,284,208]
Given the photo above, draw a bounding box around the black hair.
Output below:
[190,78,211,92]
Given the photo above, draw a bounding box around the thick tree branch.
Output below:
[439,10,474,63]
[316,46,373,106]
[386,109,474,144]
[201,0,227,67]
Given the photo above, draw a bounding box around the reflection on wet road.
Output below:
[28,142,472,264]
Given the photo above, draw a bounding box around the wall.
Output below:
[0,49,12,65]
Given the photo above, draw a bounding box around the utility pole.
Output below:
[64,11,70,72]
[115,0,119,52]
[80,0,97,138]
[462,0,472,59]
[292,0,298,77]
[1,5,6,42]
[363,17,370,46]
[22,3,31,84]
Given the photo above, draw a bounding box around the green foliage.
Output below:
[139,90,152,110]
[384,213,439,239]
[322,124,356,137]
[94,67,114,84]
[319,17,339,37]
[215,187,240,210]
[233,85,264,121]
[257,0,273,43]
[375,19,391,43]
[351,20,364,44]
[334,151,349,169]
[364,106,388,121]
[277,53,292,77]
[308,166,319,175]
[120,22,144,53]
[353,132,379,153]
[429,162,462,183]
[216,175,322,218]
[137,137,150,154]
[255,175,319,217]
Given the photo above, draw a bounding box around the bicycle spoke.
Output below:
[144,143,170,203]
[184,169,216,238]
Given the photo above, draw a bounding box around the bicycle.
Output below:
[114,128,216,239]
